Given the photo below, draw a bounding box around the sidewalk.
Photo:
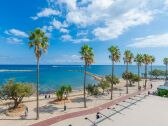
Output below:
[30,88,148,126]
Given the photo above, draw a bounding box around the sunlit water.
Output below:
[0,65,165,91]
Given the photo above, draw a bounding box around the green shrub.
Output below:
[122,71,141,86]
[86,84,100,95]
[105,75,120,85]
[149,69,165,79]
[157,89,168,97]
[56,85,72,101]
[98,80,110,94]
[0,80,34,108]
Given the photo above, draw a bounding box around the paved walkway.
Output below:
[30,89,148,126]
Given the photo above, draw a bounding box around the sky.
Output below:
[0,0,168,65]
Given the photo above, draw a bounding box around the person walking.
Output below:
[25,106,28,117]
[150,84,153,89]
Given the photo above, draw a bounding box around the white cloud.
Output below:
[60,28,69,33]
[51,19,62,29]
[93,9,153,40]
[128,33,168,48]
[72,38,90,43]
[50,0,164,41]
[58,0,77,10]
[0,37,23,44]
[61,34,90,43]
[61,34,72,41]
[5,29,28,38]
[165,0,168,6]
[42,25,53,32]
[41,19,69,37]
[6,37,23,44]
[50,19,68,29]
[77,31,88,37]
[44,0,168,42]
[31,8,60,20]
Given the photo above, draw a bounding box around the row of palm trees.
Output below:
[28,28,168,119]
[80,45,157,107]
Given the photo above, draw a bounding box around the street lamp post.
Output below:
[64,92,67,111]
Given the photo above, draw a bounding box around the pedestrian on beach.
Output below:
[49,94,50,98]
[150,84,153,89]
[45,94,47,99]
[25,106,28,117]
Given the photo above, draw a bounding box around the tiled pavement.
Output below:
[30,88,148,126]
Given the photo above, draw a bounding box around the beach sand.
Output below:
[0,79,165,126]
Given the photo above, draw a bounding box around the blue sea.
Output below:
[0,65,165,91]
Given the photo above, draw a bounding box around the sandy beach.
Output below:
[0,79,165,126]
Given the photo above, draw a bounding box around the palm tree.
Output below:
[123,50,134,94]
[28,28,48,119]
[80,45,94,108]
[149,55,155,81]
[108,46,120,100]
[134,54,143,89]
[163,58,168,80]
[143,54,151,88]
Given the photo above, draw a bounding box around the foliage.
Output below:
[149,55,155,64]
[123,50,134,64]
[122,71,141,86]
[56,90,63,101]
[56,85,72,101]
[131,74,141,84]
[108,46,120,62]
[60,85,72,94]
[86,84,100,95]
[80,45,94,66]
[163,58,168,65]
[80,44,94,107]
[105,75,120,85]
[0,80,34,108]
[134,54,144,65]
[149,69,165,79]
[28,28,49,60]
[143,54,151,65]
[98,80,110,93]
[157,89,168,97]
[28,28,49,119]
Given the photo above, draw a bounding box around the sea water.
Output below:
[0,65,165,91]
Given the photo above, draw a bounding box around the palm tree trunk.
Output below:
[126,63,128,94]
[166,64,168,81]
[138,64,140,89]
[145,64,147,87]
[36,59,39,119]
[83,63,87,108]
[111,60,114,100]
[150,63,152,81]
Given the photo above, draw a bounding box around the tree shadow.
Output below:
[0,107,6,114]
[34,105,61,114]
[113,87,124,91]
[0,108,36,120]
[67,106,84,110]
[71,97,93,103]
